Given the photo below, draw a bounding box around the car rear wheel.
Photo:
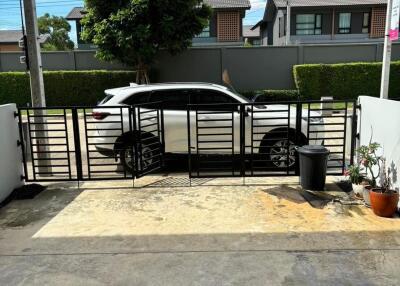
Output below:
[119,142,156,174]
[259,132,306,170]
[268,139,296,169]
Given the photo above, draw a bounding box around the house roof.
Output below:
[243,25,260,38]
[0,30,49,44]
[66,1,251,20]
[66,7,85,20]
[204,0,251,9]
[0,30,23,43]
[273,0,387,8]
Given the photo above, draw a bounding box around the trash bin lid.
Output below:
[297,145,330,155]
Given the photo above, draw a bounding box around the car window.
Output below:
[148,89,190,110]
[192,89,238,111]
[123,91,151,106]
[99,93,114,105]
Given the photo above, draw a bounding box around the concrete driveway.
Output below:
[0,176,400,285]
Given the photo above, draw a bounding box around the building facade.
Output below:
[243,25,261,46]
[66,0,251,49]
[253,0,395,46]
[0,30,23,52]
[0,30,49,52]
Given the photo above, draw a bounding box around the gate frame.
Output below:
[17,104,165,183]
[187,99,357,179]
[17,98,357,184]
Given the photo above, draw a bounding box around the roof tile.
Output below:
[66,1,251,20]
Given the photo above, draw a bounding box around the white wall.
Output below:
[0,104,23,202]
[358,96,400,191]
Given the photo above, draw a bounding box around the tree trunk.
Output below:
[136,60,150,84]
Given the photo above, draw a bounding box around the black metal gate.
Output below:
[17,104,165,182]
[18,99,356,182]
[187,100,357,178]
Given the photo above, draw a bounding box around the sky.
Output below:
[0,0,266,43]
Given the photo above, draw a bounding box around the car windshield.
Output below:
[225,86,251,103]
[226,86,267,109]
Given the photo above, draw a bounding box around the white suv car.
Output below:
[92,83,323,172]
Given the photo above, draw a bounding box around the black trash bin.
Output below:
[296,145,330,191]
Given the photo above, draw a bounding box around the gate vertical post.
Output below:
[350,100,357,166]
[160,107,166,167]
[295,101,302,176]
[240,104,245,177]
[17,110,29,181]
[187,106,192,179]
[72,108,83,181]
[131,106,139,177]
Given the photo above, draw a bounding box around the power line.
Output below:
[0,0,81,3]
[1,3,82,9]
[0,0,82,7]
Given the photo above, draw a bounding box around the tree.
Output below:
[38,13,75,51]
[81,0,211,83]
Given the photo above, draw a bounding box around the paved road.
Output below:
[0,177,399,285]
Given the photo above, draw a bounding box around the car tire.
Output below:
[259,133,306,171]
[119,137,161,174]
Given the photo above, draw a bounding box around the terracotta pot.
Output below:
[370,189,399,218]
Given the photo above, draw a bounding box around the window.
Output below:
[279,16,286,37]
[295,14,322,35]
[338,13,351,34]
[196,25,210,38]
[123,92,150,106]
[362,12,370,33]
[148,89,190,110]
[192,89,238,111]
[99,94,114,105]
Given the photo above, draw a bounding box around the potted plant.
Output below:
[344,165,366,197]
[357,142,382,207]
[369,159,399,218]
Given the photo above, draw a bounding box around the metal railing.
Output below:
[17,99,357,182]
[187,100,357,178]
[18,103,165,182]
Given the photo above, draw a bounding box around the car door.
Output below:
[123,91,151,133]
[148,89,190,153]
[192,89,241,154]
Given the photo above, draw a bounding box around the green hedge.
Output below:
[241,90,299,102]
[293,61,400,100]
[0,71,136,106]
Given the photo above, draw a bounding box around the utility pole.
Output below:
[380,0,394,99]
[22,0,51,174]
[23,0,46,107]
[286,1,291,45]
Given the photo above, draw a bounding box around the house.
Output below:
[191,0,251,46]
[243,25,261,46]
[0,30,23,52]
[66,0,251,49]
[0,30,48,52]
[65,7,94,50]
[252,0,397,46]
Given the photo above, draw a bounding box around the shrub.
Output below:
[240,90,299,102]
[293,61,400,100]
[0,70,136,106]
